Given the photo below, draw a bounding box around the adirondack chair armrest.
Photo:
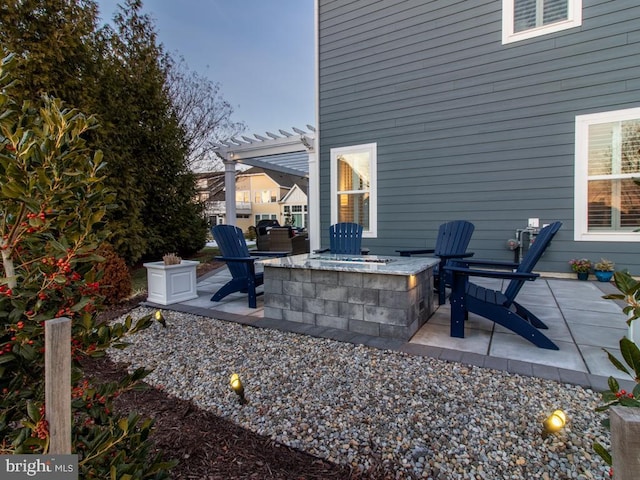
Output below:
[460,259,520,269]
[444,265,539,281]
[314,248,369,255]
[437,252,475,260]
[215,256,259,263]
[250,251,290,258]
[396,248,435,257]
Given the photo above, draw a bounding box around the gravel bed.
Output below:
[108,307,611,479]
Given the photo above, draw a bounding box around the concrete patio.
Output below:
[143,264,637,392]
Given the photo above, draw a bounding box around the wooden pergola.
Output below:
[212,126,319,250]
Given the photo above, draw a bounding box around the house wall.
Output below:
[235,173,287,232]
[317,0,640,274]
[281,185,309,228]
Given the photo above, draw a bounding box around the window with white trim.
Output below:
[253,190,277,204]
[330,143,377,237]
[575,108,640,242]
[254,214,277,224]
[235,191,250,203]
[502,0,582,44]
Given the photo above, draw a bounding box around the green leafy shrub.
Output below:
[0,52,175,477]
[95,243,132,305]
[593,270,640,466]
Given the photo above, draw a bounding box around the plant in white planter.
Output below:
[143,253,199,305]
[163,252,182,265]
[593,258,615,282]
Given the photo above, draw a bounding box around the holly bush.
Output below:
[0,52,175,477]
[593,270,640,467]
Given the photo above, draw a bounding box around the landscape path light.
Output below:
[154,310,167,327]
[543,409,567,433]
[229,373,246,404]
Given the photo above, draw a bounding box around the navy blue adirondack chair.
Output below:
[211,225,286,308]
[444,221,562,350]
[315,222,365,255]
[397,220,475,305]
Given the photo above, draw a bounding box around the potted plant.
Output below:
[569,258,592,280]
[143,253,200,305]
[593,258,615,282]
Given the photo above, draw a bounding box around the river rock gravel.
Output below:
[108,307,612,479]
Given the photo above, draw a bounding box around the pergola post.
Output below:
[307,148,320,251]
[223,157,237,226]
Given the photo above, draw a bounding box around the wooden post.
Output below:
[45,317,72,454]
[610,406,640,480]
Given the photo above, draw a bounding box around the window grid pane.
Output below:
[337,193,370,230]
[514,0,568,33]
[587,118,640,232]
[337,154,370,193]
[544,0,568,24]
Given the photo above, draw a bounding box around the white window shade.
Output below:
[514,0,569,33]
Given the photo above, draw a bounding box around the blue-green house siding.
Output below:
[317,0,640,274]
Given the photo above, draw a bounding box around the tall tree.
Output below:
[95,0,206,262]
[0,0,211,263]
[0,0,99,108]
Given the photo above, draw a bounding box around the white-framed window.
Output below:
[330,143,377,238]
[235,191,250,203]
[254,190,276,204]
[574,107,640,242]
[502,0,582,44]
[255,214,277,224]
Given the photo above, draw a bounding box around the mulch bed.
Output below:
[83,356,365,480]
[84,269,382,479]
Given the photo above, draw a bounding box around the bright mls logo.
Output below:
[1,455,78,479]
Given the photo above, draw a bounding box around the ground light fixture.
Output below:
[154,310,167,327]
[543,409,567,433]
[229,373,246,404]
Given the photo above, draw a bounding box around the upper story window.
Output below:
[574,108,640,242]
[254,190,277,204]
[502,0,582,44]
[235,191,250,203]
[330,143,377,238]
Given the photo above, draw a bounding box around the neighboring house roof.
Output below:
[281,183,308,203]
[240,166,309,195]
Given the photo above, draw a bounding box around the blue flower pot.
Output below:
[594,270,614,282]
[576,272,589,281]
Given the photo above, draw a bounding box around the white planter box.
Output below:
[143,260,199,305]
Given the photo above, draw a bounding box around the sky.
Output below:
[95,0,315,137]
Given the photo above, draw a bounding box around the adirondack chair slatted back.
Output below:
[434,221,475,257]
[329,222,363,255]
[212,225,252,279]
[503,221,562,304]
